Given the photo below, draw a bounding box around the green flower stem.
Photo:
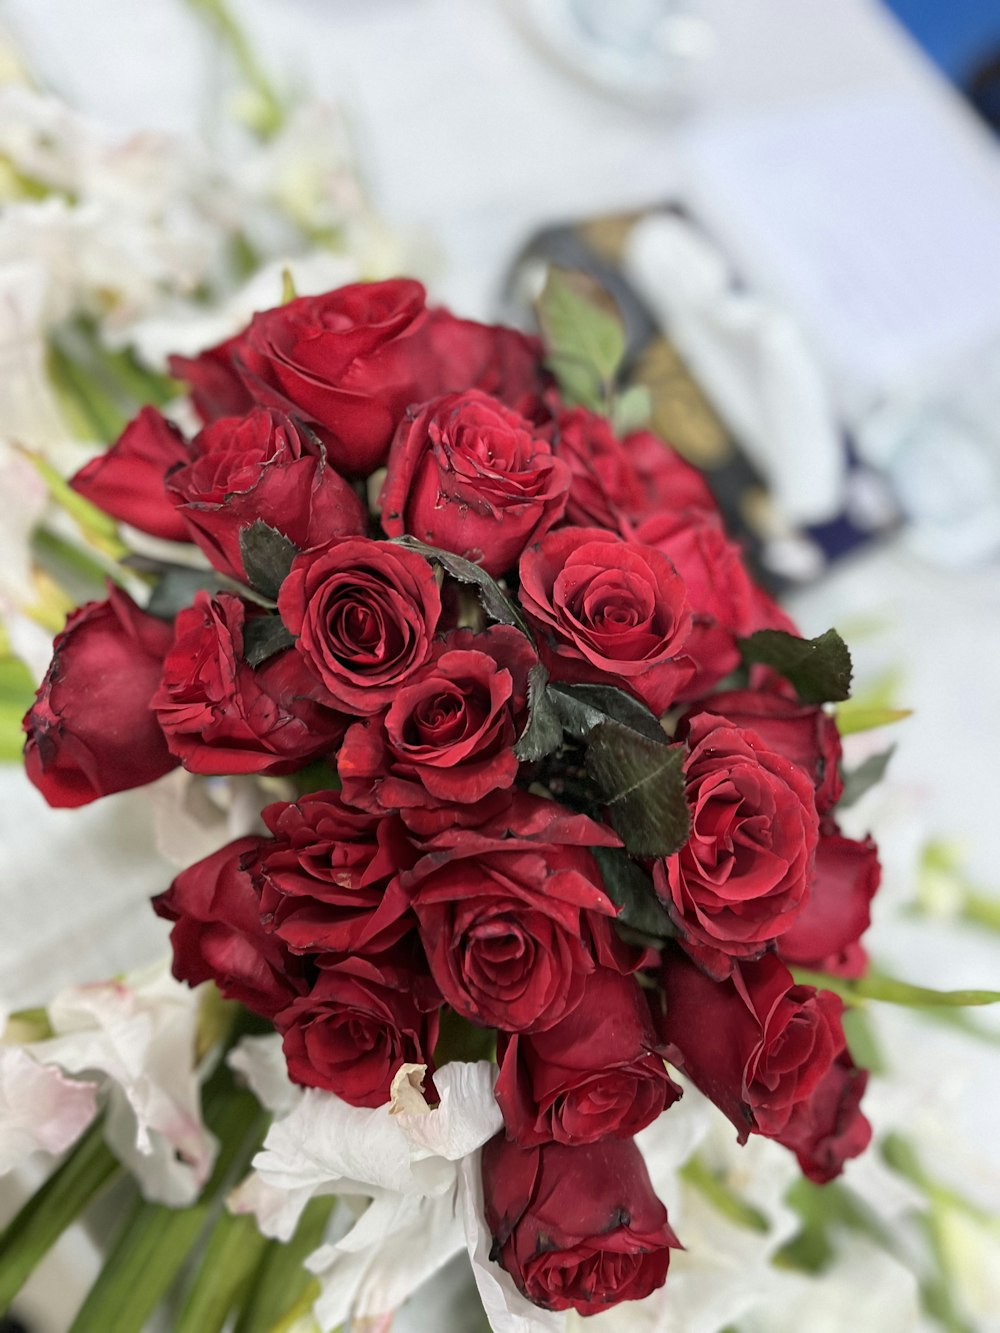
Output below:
[0,1118,121,1315]
[23,453,128,563]
[790,968,1000,1009]
[32,526,129,596]
[233,1198,336,1333]
[678,1155,770,1233]
[174,1211,270,1333]
[46,339,127,444]
[185,0,286,137]
[68,1069,266,1333]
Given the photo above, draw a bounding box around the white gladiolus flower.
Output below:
[0,1043,98,1175]
[24,960,216,1205]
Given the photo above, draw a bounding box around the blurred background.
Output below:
[1,0,999,1328]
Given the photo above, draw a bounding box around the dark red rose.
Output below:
[276,953,439,1107]
[634,508,763,694]
[24,586,177,808]
[256,790,414,955]
[420,310,551,419]
[551,409,714,533]
[167,407,365,581]
[519,527,693,715]
[623,428,717,519]
[338,626,535,816]
[403,793,625,1032]
[152,837,306,1019]
[658,947,870,1182]
[236,279,432,474]
[495,968,680,1147]
[380,390,570,575]
[654,713,819,977]
[69,407,190,542]
[682,689,843,814]
[277,539,441,714]
[482,1134,680,1316]
[169,331,256,423]
[778,827,880,978]
[152,592,344,775]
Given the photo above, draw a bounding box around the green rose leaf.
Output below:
[592,846,674,939]
[514,663,564,762]
[238,520,298,600]
[243,615,296,668]
[585,720,690,858]
[738,627,853,705]
[390,536,531,638]
[536,267,626,413]
[549,681,667,746]
[838,746,895,809]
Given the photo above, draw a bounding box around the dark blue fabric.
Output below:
[881,0,1000,83]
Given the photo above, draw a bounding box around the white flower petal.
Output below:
[227,1033,299,1117]
[0,1046,97,1174]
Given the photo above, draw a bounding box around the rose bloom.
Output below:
[495,967,680,1147]
[153,837,306,1020]
[654,713,820,977]
[70,406,190,542]
[276,953,439,1108]
[519,526,693,715]
[551,407,715,531]
[680,688,843,815]
[167,407,365,582]
[24,586,177,808]
[337,626,535,817]
[658,947,871,1182]
[402,793,625,1033]
[778,826,881,978]
[277,538,441,715]
[235,279,433,474]
[482,1133,681,1315]
[152,592,345,775]
[170,330,256,423]
[420,309,551,419]
[256,790,415,955]
[380,389,570,576]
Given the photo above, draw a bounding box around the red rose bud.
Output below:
[236,279,432,475]
[634,508,765,696]
[420,310,551,420]
[276,953,439,1108]
[277,539,441,715]
[257,790,415,955]
[519,527,694,716]
[152,592,344,775]
[69,406,190,542]
[681,688,843,814]
[552,408,715,532]
[338,626,535,816]
[654,713,819,977]
[495,968,681,1147]
[482,1134,681,1316]
[153,837,306,1019]
[658,947,870,1181]
[403,792,624,1033]
[167,407,365,581]
[24,586,177,808]
[778,827,880,978]
[169,331,256,424]
[380,389,570,576]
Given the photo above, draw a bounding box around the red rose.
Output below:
[169,331,256,424]
[658,947,870,1182]
[69,407,190,542]
[338,626,535,817]
[380,390,570,576]
[518,527,693,715]
[256,790,415,955]
[152,592,344,775]
[778,827,880,978]
[403,793,624,1032]
[654,713,819,977]
[482,1134,681,1316]
[277,539,441,714]
[421,310,550,419]
[167,407,365,581]
[24,587,177,808]
[152,837,306,1020]
[276,953,439,1108]
[682,688,843,814]
[236,279,432,475]
[634,508,762,694]
[495,968,680,1147]
[551,409,714,532]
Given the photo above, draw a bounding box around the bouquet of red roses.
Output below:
[21,271,880,1321]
